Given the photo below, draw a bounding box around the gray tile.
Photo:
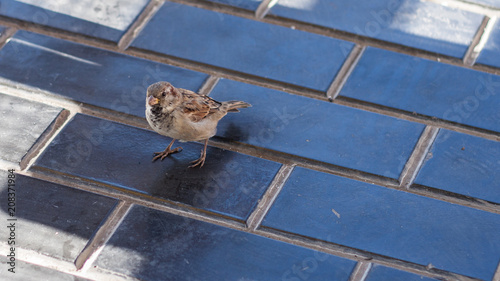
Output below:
[0,170,118,262]
[0,93,61,164]
[96,205,357,281]
[0,255,90,280]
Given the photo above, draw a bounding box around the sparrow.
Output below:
[146,81,251,168]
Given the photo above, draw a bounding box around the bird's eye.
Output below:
[161,92,166,97]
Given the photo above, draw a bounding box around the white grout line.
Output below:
[74,201,133,271]
[246,164,295,230]
[463,16,497,66]
[399,126,440,189]
[426,0,500,17]
[197,75,220,96]
[255,0,279,19]
[326,45,365,101]
[348,261,372,281]
[0,27,17,50]
[117,0,165,51]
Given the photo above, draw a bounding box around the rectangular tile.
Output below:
[0,255,91,280]
[205,0,262,10]
[0,170,118,262]
[0,0,149,42]
[366,264,438,281]
[0,31,208,118]
[32,114,281,221]
[414,129,500,204]
[96,205,357,280]
[340,47,500,133]
[0,93,62,164]
[210,79,425,179]
[270,0,482,58]
[477,20,500,68]
[131,1,354,91]
[261,167,500,280]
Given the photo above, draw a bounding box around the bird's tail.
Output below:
[224,101,252,112]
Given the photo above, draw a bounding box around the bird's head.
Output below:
[146,81,182,112]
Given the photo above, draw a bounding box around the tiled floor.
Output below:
[0,0,499,280]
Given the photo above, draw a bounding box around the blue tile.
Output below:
[468,0,500,8]
[96,205,357,280]
[366,264,438,281]
[32,114,281,221]
[0,171,118,261]
[477,20,500,68]
[270,0,482,58]
[0,25,5,35]
[340,47,500,133]
[0,31,208,118]
[262,167,500,280]
[210,79,425,179]
[131,1,354,91]
[414,130,500,204]
[205,0,262,10]
[0,0,149,42]
[0,93,62,164]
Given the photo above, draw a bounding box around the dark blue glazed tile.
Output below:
[0,93,62,164]
[0,255,91,280]
[477,20,500,68]
[0,0,149,42]
[261,167,500,280]
[414,129,500,204]
[0,31,208,118]
[210,79,425,179]
[270,0,482,58]
[131,1,354,91]
[96,205,356,280]
[341,47,500,133]
[366,264,438,281]
[32,114,281,221]
[205,0,262,10]
[0,170,118,262]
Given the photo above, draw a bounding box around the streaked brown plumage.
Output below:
[145,81,251,167]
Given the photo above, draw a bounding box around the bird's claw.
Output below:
[152,147,182,162]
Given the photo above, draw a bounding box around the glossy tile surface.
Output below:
[270,0,482,58]
[0,171,118,262]
[0,0,149,42]
[477,20,500,68]
[210,79,425,179]
[132,1,354,91]
[96,205,357,280]
[414,129,500,203]
[32,114,281,221]
[0,93,61,164]
[205,0,262,10]
[0,31,208,118]
[341,47,500,133]
[262,167,500,280]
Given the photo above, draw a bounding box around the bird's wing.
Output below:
[179,88,222,122]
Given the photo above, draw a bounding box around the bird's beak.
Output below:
[148,95,159,106]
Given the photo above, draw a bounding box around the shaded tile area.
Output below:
[210,79,424,179]
[0,170,118,262]
[365,264,438,281]
[0,255,90,280]
[131,1,354,91]
[0,93,61,164]
[340,47,500,133]
[414,129,500,204]
[0,0,149,42]
[32,114,281,221]
[270,0,482,58]
[205,0,262,10]
[96,205,357,281]
[477,20,500,68]
[0,26,5,36]
[0,31,208,118]
[261,167,500,280]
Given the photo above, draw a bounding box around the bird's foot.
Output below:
[188,155,206,168]
[152,146,182,162]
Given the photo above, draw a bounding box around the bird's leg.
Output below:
[152,139,182,162]
[189,139,209,168]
